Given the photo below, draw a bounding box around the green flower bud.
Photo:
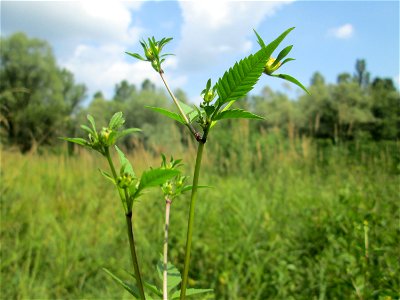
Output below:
[264,57,281,75]
[203,91,215,104]
[165,183,173,195]
[176,179,183,188]
[100,127,112,144]
[145,48,155,61]
[117,173,133,189]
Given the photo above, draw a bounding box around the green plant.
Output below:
[127,28,309,299]
[62,113,180,299]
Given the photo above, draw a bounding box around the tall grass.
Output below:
[1,139,399,299]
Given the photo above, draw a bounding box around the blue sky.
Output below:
[2,1,399,103]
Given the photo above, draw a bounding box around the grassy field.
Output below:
[1,141,399,299]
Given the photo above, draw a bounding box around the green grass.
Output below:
[1,141,399,299]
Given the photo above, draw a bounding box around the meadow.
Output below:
[1,138,399,299]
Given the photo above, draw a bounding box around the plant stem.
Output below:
[104,147,127,211]
[105,147,118,178]
[159,72,198,138]
[126,211,147,300]
[104,147,146,300]
[163,198,172,300]
[180,141,205,300]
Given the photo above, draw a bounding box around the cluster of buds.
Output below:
[117,172,134,189]
[126,37,173,73]
[161,174,188,198]
[160,154,189,200]
[63,112,141,157]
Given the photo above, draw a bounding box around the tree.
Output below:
[332,80,373,140]
[0,32,86,152]
[354,59,370,88]
[114,80,136,103]
[141,78,156,91]
[298,72,335,139]
[369,77,400,139]
[337,72,352,84]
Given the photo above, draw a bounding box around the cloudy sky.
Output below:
[2,0,399,102]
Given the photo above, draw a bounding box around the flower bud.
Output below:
[145,48,155,61]
[203,91,215,104]
[100,127,111,144]
[117,173,133,189]
[176,179,183,188]
[264,57,281,75]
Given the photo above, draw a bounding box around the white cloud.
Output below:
[329,23,354,39]
[2,1,188,99]
[62,44,186,98]
[2,1,143,44]
[176,0,293,71]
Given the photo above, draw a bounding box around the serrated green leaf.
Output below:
[215,28,295,107]
[60,137,88,147]
[116,128,142,140]
[109,112,125,130]
[214,109,264,121]
[138,168,180,191]
[126,51,146,61]
[272,73,310,95]
[115,146,135,177]
[87,114,96,132]
[157,259,182,294]
[146,106,185,124]
[171,288,213,299]
[102,268,140,298]
[99,169,115,184]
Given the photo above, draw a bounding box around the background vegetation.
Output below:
[1,33,399,299]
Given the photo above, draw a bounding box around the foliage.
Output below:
[1,33,398,154]
[0,32,86,153]
[1,142,398,299]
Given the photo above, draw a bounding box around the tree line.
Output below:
[1,32,399,153]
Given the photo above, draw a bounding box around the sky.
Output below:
[1,0,399,103]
